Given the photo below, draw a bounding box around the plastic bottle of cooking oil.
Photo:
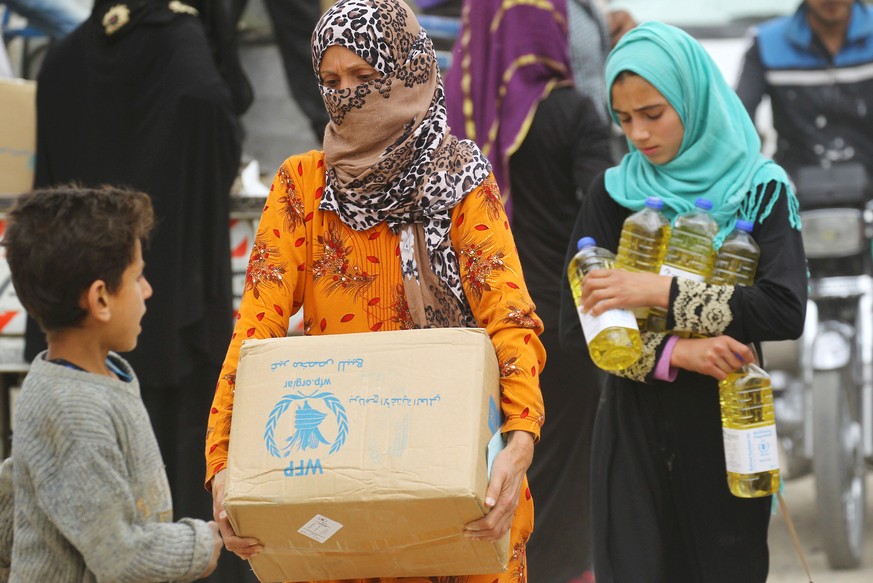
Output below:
[710,219,759,287]
[719,362,780,498]
[647,198,719,333]
[709,220,774,496]
[615,196,672,329]
[567,237,642,371]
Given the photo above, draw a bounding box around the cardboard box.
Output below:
[224,327,508,582]
[0,78,36,196]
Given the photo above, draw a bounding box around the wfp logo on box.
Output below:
[263,391,349,477]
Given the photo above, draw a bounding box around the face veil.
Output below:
[312,0,494,328]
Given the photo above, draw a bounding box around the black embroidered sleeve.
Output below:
[669,278,735,337]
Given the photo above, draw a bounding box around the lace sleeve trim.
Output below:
[611,332,666,383]
[672,278,734,336]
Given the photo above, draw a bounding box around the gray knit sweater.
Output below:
[7,353,214,583]
[0,457,11,581]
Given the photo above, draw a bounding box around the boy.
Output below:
[0,185,221,582]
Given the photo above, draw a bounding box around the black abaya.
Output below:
[559,174,808,583]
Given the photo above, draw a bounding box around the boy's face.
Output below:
[108,240,152,352]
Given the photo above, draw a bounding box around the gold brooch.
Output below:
[102,4,130,36]
[168,1,199,16]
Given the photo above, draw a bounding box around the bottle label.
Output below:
[722,426,780,474]
[659,264,705,281]
[578,306,638,343]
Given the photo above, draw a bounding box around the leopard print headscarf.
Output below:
[312,0,492,328]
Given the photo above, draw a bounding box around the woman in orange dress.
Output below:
[205,1,546,581]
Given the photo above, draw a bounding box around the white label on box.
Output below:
[578,306,637,343]
[297,514,344,543]
[659,264,705,281]
[722,426,780,474]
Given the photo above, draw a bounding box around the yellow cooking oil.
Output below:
[719,363,780,498]
[648,198,718,334]
[615,196,671,329]
[568,237,642,371]
[710,219,759,287]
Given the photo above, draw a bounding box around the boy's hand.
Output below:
[210,469,264,559]
[200,521,222,578]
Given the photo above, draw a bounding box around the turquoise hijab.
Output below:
[603,22,800,247]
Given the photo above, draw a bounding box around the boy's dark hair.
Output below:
[3,184,154,332]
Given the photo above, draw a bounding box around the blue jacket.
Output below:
[736,0,873,179]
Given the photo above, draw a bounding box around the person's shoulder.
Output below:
[18,357,119,410]
[749,11,795,49]
[548,85,600,117]
[589,169,609,194]
[15,360,133,447]
[36,24,89,83]
[759,179,789,204]
[278,150,326,196]
[280,150,327,179]
[271,151,328,212]
[528,86,605,139]
[748,178,794,224]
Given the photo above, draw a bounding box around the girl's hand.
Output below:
[581,270,671,316]
[671,336,756,380]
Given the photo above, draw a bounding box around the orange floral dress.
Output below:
[205,150,546,583]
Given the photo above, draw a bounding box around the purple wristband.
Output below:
[654,335,679,382]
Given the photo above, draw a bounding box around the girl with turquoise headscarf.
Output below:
[559,21,807,582]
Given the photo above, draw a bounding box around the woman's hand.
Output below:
[464,430,535,541]
[671,336,756,380]
[581,269,671,316]
[210,469,264,560]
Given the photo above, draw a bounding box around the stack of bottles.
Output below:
[647,198,719,334]
[568,201,779,498]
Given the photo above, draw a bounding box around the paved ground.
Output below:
[768,474,873,582]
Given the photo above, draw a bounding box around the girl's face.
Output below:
[319,45,380,91]
[611,74,684,166]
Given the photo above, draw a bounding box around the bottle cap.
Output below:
[577,236,596,250]
[645,196,664,210]
[694,198,713,211]
[735,219,754,232]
